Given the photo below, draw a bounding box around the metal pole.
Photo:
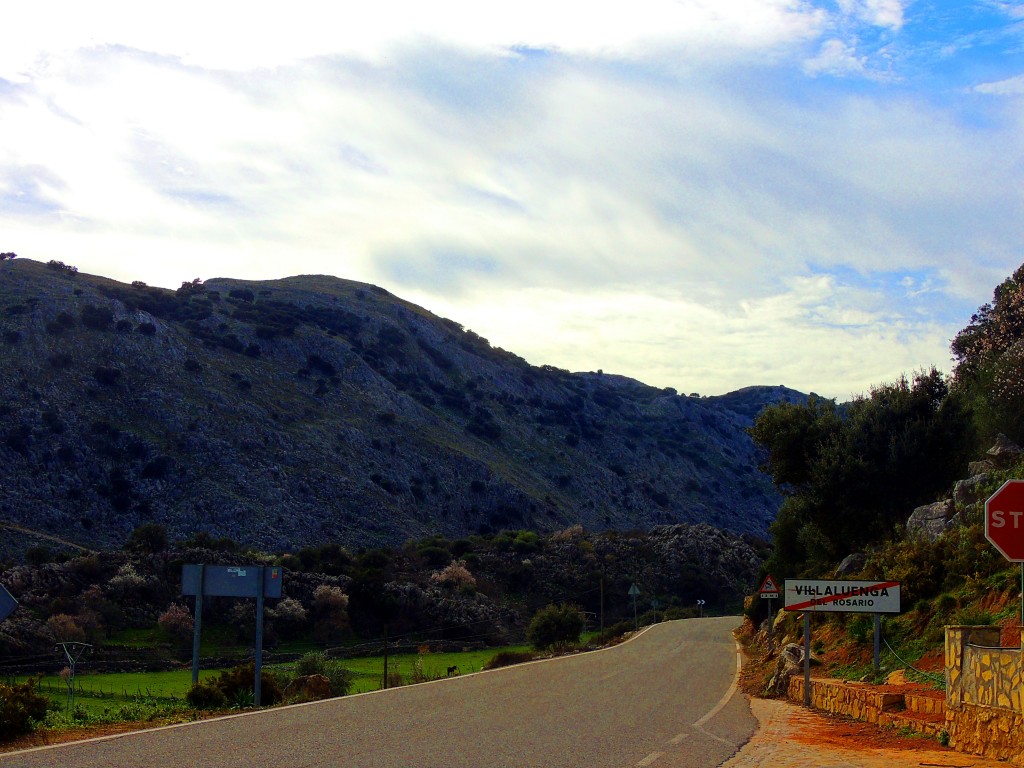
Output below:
[191,565,204,686]
[803,613,811,707]
[254,566,265,707]
[632,594,638,631]
[767,597,773,643]
[599,573,604,636]
[383,623,389,689]
[873,613,881,674]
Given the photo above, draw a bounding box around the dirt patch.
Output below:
[787,708,945,753]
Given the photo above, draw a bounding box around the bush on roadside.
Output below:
[186,663,283,710]
[292,651,354,696]
[0,678,50,740]
[526,603,585,650]
[483,650,536,670]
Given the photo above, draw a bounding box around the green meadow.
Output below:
[16,643,534,716]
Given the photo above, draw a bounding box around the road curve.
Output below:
[2,616,755,768]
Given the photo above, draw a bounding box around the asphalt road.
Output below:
[2,617,755,768]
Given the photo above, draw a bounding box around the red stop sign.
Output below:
[986,480,1024,562]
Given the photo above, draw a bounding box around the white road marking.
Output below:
[690,641,744,747]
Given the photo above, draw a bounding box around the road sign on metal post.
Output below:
[0,584,17,622]
[182,564,282,707]
[985,479,1024,625]
[628,584,640,630]
[784,579,901,614]
[759,575,779,641]
[696,599,705,618]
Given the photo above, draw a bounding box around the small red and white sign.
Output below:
[784,579,901,614]
[758,574,780,599]
[985,480,1024,562]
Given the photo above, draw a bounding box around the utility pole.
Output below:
[56,641,91,713]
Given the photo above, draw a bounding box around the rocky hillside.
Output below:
[0,258,802,554]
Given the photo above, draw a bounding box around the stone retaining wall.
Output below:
[787,677,902,723]
[787,676,945,738]
[945,625,1024,764]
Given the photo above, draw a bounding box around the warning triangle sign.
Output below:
[759,575,780,595]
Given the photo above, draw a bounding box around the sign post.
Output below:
[785,579,901,707]
[985,480,1024,626]
[182,565,282,706]
[628,584,640,630]
[759,575,780,641]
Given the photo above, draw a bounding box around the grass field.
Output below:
[15,643,535,715]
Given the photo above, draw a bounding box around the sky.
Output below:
[2,1,1023,399]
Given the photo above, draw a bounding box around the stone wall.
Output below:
[788,677,902,723]
[787,677,945,738]
[945,624,1024,764]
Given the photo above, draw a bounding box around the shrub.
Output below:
[187,663,282,709]
[126,523,169,553]
[295,650,330,677]
[186,680,227,709]
[158,603,194,642]
[93,366,122,386]
[46,613,86,643]
[0,678,49,740]
[268,597,307,638]
[483,650,536,670]
[430,560,477,592]
[312,585,350,642]
[80,304,114,330]
[292,651,353,696]
[526,603,585,650]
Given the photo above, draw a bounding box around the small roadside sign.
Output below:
[784,579,901,614]
[0,584,16,622]
[759,574,780,599]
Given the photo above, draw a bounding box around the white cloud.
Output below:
[0,0,825,81]
[1,2,1022,398]
[804,38,868,76]
[837,0,905,30]
[975,73,1024,94]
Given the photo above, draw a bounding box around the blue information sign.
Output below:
[0,584,16,622]
[181,564,282,707]
[182,565,282,598]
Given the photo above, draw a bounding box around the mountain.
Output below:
[0,258,799,555]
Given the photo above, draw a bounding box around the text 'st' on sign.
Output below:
[986,480,1024,562]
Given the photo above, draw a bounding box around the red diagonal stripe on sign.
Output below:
[787,581,899,612]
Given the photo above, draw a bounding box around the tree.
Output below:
[125,523,169,553]
[176,278,204,296]
[46,613,86,642]
[158,603,194,642]
[526,603,585,650]
[952,262,1024,442]
[751,368,974,574]
[0,252,16,261]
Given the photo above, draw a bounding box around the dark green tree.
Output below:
[125,523,168,553]
[751,368,973,575]
[526,603,585,649]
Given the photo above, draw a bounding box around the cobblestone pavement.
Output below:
[721,697,1009,768]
